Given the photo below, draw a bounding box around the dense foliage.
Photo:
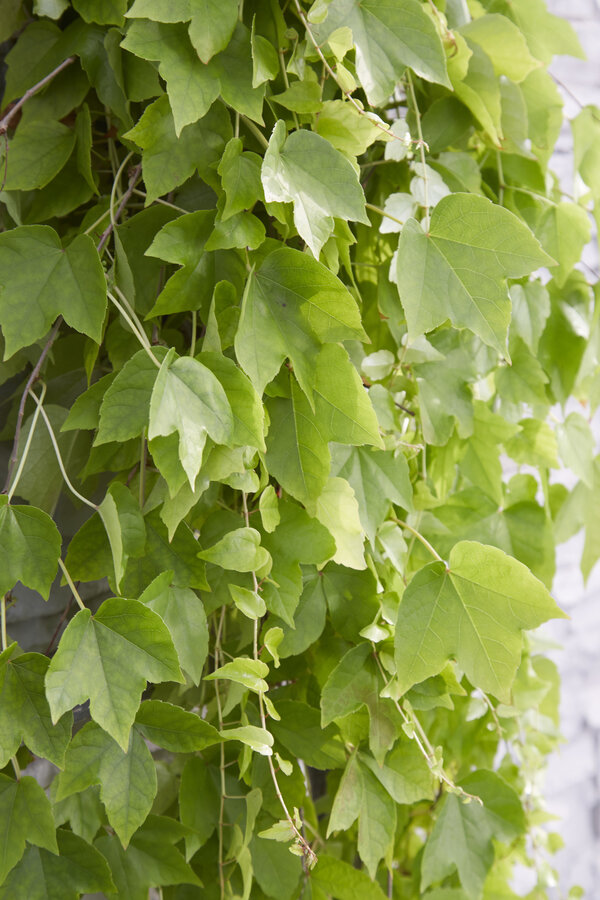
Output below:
[0,0,598,897]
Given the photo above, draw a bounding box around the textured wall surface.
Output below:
[541,2,600,897]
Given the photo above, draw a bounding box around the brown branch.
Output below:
[96,162,143,254]
[0,57,76,135]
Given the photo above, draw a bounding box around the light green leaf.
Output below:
[0,828,116,900]
[312,0,450,105]
[230,584,266,619]
[135,699,222,751]
[272,81,323,114]
[45,597,183,750]
[460,14,540,83]
[313,854,388,900]
[199,527,271,573]
[0,226,107,358]
[496,338,549,406]
[0,646,72,770]
[357,762,396,878]
[321,643,374,727]
[363,738,435,804]
[206,657,269,693]
[55,721,156,848]
[394,541,566,701]
[316,99,383,157]
[313,344,383,448]
[188,0,238,63]
[509,282,550,354]
[505,418,559,469]
[0,774,58,884]
[309,476,366,570]
[73,0,127,24]
[536,201,591,288]
[235,245,365,398]
[328,753,363,835]
[138,571,208,685]
[396,193,554,353]
[331,445,412,542]
[262,120,368,258]
[148,348,234,489]
[0,497,61,599]
[557,412,594,489]
[448,38,502,144]
[221,725,274,755]
[251,16,279,87]
[259,485,280,533]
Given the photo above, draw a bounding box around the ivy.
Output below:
[0,0,595,897]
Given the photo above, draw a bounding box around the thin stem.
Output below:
[139,429,147,508]
[111,284,151,349]
[391,517,444,563]
[241,115,269,150]
[97,161,142,254]
[406,71,429,230]
[278,47,300,130]
[496,150,504,207]
[27,390,98,511]
[11,756,21,781]
[58,559,86,612]
[2,318,62,493]
[0,57,76,135]
[108,151,135,234]
[190,310,197,357]
[107,290,160,367]
[366,201,406,229]
[1,594,8,650]
[6,382,47,502]
[83,206,112,237]
[131,189,189,214]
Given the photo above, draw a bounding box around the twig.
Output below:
[406,72,429,230]
[58,559,86,611]
[2,319,62,493]
[6,382,47,502]
[0,57,76,135]
[97,162,142,254]
[391,516,444,564]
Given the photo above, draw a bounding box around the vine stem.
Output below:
[241,493,317,869]
[97,161,142,254]
[241,115,269,150]
[0,57,76,135]
[365,201,407,229]
[406,71,429,231]
[57,559,86,612]
[6,382,47,502]
[391,516,444,564]
[27,389,98,511]
[1,594,8,650]
[2,319,62,493]
[107,289,160,367]
[496,150,504,207]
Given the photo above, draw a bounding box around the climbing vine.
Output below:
[0,0,597,897]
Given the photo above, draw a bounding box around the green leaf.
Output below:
[509,281,550,354]
[262,121,368,258]
[394,541,565,701]
[230,584,266,619]
[95,816,202,896]
[135,699,222,751]
[496,338,549,407]
[138,571,208,685]
[148,348,234,489]
[312,0,450,105]
[557,412,594,489]
[55,721,155,847]
[0,646,72,769]
[536,201,591,288]
[315,100,383,157]
[421,770,525,898]
[0,774,58,883]
[0,497,61,599]
[45,596,183,750]
[396,193,554,353]
[270,701,346,769]
[199,527,271,573]
[1,120,75,191]
[205,657,270,693]
[313,854,387,900]
[121,508,210,595]
[221,724,274,755]
[98,482,146,590]
[179,756,220,855]
[331,445,412,542]
[198,350,266,451]
[121,20,220,134]
[272,80,323,114]
[235,245,366,398]
[73,0,127,24]
[321,643,374,726]
[259,485,280,533]
[260,501,335,625]
[0,226,107,358]
[358,762,396,878]
[124,95,231,204]
[94,347,166,446]
[0,828,116,900]
[218,138,264,221]
[250,834,302,900]
[363,738,435,804]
